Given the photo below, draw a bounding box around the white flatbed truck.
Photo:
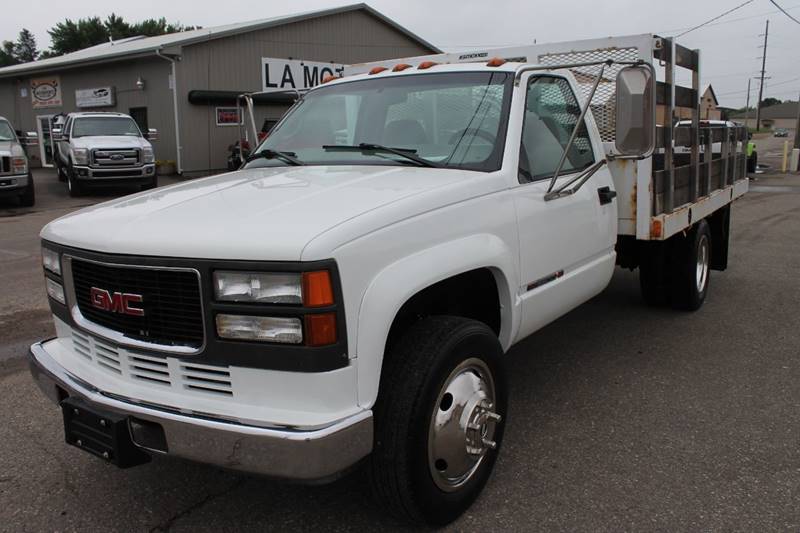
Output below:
[30,33,747,526]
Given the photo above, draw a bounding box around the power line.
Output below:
[659,2,800,34]
[675,0,756,37]
[769,0,800,24]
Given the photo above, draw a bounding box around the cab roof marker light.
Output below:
[321,74,336,84]
[392,63,412,72]
[417,61,438,70]
[369,66,388,75]
[486,57,507,67]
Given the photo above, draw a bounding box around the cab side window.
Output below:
[519,76,595,183]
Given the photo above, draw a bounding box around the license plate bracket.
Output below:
[61,397,151,468]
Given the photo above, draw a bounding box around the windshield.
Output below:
[72,117,141,138]
[0,120,15,141]
[246,71,513,171]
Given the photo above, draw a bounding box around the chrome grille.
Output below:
[69,258,204,350]
[92,148,140,167]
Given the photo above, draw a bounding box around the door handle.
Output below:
[597,186,617,205]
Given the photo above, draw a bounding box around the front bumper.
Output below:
[73,164,155,180]
[0,173,29,196]
[28,340,373,481]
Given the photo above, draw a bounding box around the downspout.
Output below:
[155,48,183,175]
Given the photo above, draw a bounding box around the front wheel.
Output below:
[66,166,82,197]
[19,174,35,207]
[368,316,506,526]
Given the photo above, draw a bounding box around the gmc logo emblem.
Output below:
[90,287,145,317]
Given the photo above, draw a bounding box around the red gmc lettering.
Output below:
[89,287,144,316]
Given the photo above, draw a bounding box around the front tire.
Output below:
[19,174,35,207]
[368,316,506,526]
[141,175,158,191]
[66,165,82,197]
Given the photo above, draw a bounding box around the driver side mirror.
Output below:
[20,131,39,146]
[51,127,63,141]
[615,65,655,157]
[146,128,159,141]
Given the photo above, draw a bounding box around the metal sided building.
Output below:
[0,3,439,175]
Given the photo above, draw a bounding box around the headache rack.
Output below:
[345,34,749,241]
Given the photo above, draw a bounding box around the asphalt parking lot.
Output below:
[1,167,799,531]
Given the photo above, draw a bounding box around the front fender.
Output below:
[355,233,519,408]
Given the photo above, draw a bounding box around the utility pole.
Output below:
[755,19,769,132]
[744,79,752,129]
[794,89,800,151]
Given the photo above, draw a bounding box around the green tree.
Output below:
[48,17,108,55]
[761,97,782,108]
[0,41,17,67]
[104,13,132,40]
[45,15,197,57]
[13,28,38,62]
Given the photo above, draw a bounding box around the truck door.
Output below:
[513,74,617,340]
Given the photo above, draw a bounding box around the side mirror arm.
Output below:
[544,159,608,201]
[546,61,609,194]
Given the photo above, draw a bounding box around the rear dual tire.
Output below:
[639,219,711,311]
[368,316,506,526]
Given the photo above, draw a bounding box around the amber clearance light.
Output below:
[302,270,334,307]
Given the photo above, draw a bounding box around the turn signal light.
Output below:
[302,271,334,307]
[417,61,438,69]
[486,57,507,67]
[305,313,337,347]
[392,63,412,72]
[369,66,388,75]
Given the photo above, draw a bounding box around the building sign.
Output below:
[216,107,243,126]
[76,86,116,108]
[31,77,62,109]
[261,58,344,93]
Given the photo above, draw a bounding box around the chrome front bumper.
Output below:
[28,340,373,481]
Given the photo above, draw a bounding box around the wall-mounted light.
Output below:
[136,77,145,90]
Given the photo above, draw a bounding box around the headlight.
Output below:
[214,271,302,304]
[72,148,89,166]
[143,147,155,163]
[216,314,302,344]
[11,157,27,174]
[45,278,66,304]
[42,247,61,275]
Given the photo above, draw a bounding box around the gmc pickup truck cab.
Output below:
[29,35,748,526]
[53,112,158,196]
[0,116,35,206]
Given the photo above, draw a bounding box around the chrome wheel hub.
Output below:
[428,358,501,492]
[696,234,709,292]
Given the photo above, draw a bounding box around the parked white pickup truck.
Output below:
[30,34,747,526]
[0,116,35,206]
[53,111,158,196]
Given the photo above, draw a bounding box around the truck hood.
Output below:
[70,136,151,149]
[42,165,472,260]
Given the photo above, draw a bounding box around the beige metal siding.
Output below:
[0,58,175,166]
[177,9,436,173]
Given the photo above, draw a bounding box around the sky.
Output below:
[3,0,799,109]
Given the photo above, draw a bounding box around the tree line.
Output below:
[1,15,198,67]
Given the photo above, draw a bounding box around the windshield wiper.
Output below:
[247,149,304,166]
[323,143,440,168]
